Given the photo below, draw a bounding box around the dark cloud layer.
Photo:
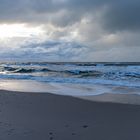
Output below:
[0,0,139,32]
[102,0,140,32]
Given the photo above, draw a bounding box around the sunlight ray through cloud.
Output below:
[0,24,44,38]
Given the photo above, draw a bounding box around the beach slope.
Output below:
[0,90,140,140]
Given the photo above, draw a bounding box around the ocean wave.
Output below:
[0,66,53,73]
[0,62,140,88]
[1,65,140,78]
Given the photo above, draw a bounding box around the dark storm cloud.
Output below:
[0,0,106,26]
[67,0,140,32]
[0,0,57,22]
[0,0,139,32]
[102,0,140,32]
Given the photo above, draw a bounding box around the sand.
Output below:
[79,93,140,105]
[0,90,140,140]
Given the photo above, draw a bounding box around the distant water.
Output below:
[0,62,140,95]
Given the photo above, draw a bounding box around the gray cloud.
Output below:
[0,37,139,62]
[0,0,140,62]
[0,0,140,32]
[102,0,140,32]
[0,40,89,61]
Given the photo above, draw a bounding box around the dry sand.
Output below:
[0,90,140,140]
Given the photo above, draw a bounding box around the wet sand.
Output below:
[0,90,140,140]
[79,93,140,105]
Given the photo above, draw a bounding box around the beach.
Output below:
[0,0,139,138]
[0,90,140,140]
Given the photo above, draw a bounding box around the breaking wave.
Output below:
[0,62,140,87]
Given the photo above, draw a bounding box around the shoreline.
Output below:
[1,88,140,105]
[0,90,140,139]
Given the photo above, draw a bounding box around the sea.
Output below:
[0,62,140,96]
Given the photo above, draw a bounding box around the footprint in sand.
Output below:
[49,132,53,135]
[49,132,54,140]
[72,133,76,136]
[82,125,88,128]
[50,137,54,140]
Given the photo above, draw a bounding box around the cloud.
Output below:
[0,40,89,61]
[102,0,140,32]
[0,0,140,61]
[0,0,139,31]
[0,36,139,62]
[0,0,140,33]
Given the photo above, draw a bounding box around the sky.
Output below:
[0,0,140,62]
